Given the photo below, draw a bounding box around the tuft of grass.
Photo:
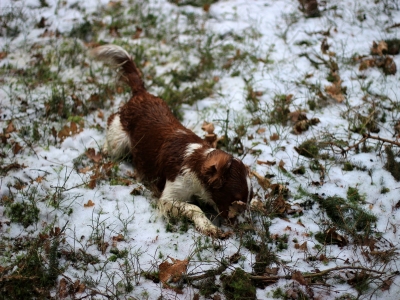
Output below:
[295,139,320,158]
[312,194,377,238]
[221,268,256,300]
[384,146,400,181]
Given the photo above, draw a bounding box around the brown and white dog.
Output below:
[90,45,253,238]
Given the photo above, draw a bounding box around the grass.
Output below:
[1,0,400,299]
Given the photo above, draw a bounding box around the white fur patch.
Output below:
[158,168,220,235]
[246,175,252,202]
[204,148,216,156]
[104,115,131,159]
[184,143,202,158]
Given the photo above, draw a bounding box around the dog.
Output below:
[89,44,253,238]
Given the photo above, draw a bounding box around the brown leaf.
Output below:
[201,121,215,134]
[0,52,7,60]
[79,166,92,174]
[270,133,279,141]
[58,278,68,298]
[325,74,345,102]
[380,279,393,291]
[58,122,83,142]
[159,257,189,288]
[299,241,308,251]
[324,228,348,247]
[292,270,307,285]
[73,280,86,293]
[84,200,95,207]
[256,128,266,134]
[86,148,102,163]
[113,234,125,242]
[6,121,16,133]
[359,58,376,71]
[256,160,276,166]
[12,142,23,155]
[132,26,143,39]
[273,195,289,214]
[293,118,320,134]
[251,170,270,190]
[289,111,307,123]
[278,160,287,172]
[35,176,45,183]
[371,41,388,56]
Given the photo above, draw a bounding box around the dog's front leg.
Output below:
[158,181,230,239]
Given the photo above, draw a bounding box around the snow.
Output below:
[1,0,400,299]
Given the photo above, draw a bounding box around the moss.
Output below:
[295,139,320,158]
[384,146,400,181]
[6,201,39,228]
[343,161,354,171]
[221,268,256,300]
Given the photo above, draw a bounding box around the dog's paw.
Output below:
[201,227,232,240]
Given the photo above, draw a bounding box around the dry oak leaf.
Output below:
[73,280,86,294]
[58,278,69,298]
[58,121,83,142]
[12,142,23,155]
[270,133,279,141]
[371,41,388,56]
[159,257,189,290]
[325,79,345,102]
[292,270,307,285]
[256,160,276,166]
[201,121,215,134]
[251,170,271,190]
[6,121,16,133]
[86,148,102,163]
[84,200,95,207]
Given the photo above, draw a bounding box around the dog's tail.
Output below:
[89,44,145,94]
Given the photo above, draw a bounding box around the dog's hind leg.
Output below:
[104,113,131,159]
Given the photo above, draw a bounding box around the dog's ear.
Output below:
[202,151,232,188]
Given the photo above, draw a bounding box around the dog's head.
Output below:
[201,150,253,220]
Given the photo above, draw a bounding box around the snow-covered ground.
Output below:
[1,0,400,299]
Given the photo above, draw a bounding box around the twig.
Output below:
[250,266,385,281]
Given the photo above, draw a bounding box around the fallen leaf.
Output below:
[0,52,7,60]
[159,257,189,292]
[73,280,86,293]
[79,166,92,174]
[292,270,307,285]
[325,76,345,102]
[371,41,388,56]
[201,121,215,134]
[84,200,95,207]
[13,142,23,155]
[86,148,102,163]
[270,133,279,141]
[58,278,69,298]
[299,241,308,251]
[256,128,266,134]
[6,121,16,133]
[381,279,393,291]
[256,160,276,166]
[251,170,270,190]
[278,160,287,172]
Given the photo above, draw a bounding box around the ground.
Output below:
[1,0,400,299]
